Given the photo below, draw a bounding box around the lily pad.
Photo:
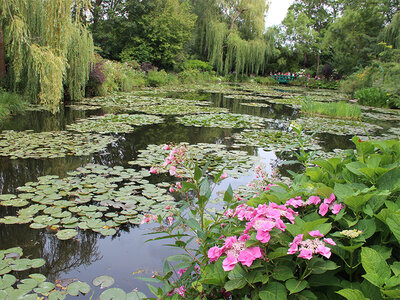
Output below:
[56,229,78,240]
[176,113,267,129]
[66,281,91,296]
[93,275,115,289]
[99,288,127,300]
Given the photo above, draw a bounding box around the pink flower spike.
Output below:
[309,230,324,238]
[175,182,182,190]
[319,203,329,216]
[222,254,238,271]
[298,248,313,260]
[208,246,222,262]
[167,217,174,225]
[332,203,343,215]
[324,238,336,246]
[169,187,175,193]
[220,172,228,180]
[178,268,188,277]
[149,167,157,174]
[162,144,170,150]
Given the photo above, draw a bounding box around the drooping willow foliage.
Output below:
[193,0,272,76]
[384,12,400,49]
[0,0,94,112]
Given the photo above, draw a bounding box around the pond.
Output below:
[0,84,398,299]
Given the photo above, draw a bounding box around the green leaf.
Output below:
[272,265,294,281]
[223,185,233,203]
[336,288,369,300]
[99,288,127,300]
[377,167,400,192]
[361,247,391,287]
[194,165,202,182]
[67,281,91,296]
[285,279,307,294]
[391,262,400,277]
[201,259,226,286]
[224,278,246,291]
[182,181,197,191]
[259,281,287,300]
[386,213,400,244]
[92,275,115,289]
[310,259,339,275]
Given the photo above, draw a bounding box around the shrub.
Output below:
[142,135,400,299]
[254,76,276,85]
[354,87,392,107]
[0,89,28,120]
[181,60,213,72]
[146,70,179,87]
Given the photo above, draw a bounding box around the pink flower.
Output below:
[309,230,324,238]
[298,248,313,260]
[167,217,174,225]
[324,193,336,205]
[149,167,157,174]
[308,196,321,205]
[175,182,182,190]
[169,187,175,193]
[332,203,342,215]
[323,238,336,246]
[256,230,271,243]
[316,245,331,259]
[222,254,238,271]
[224,236,238,248]
[220,172,228,180]
[238,234,250,242]
[176,286,185,297]
[238,247,263,267]
[169,166,177,176]
[162,144,170,150]
[165,205,172,210]
[319,203,329,216]
[208,246,222,262]
[178,268,188,277]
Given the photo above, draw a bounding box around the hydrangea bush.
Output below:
[141,136,400,299]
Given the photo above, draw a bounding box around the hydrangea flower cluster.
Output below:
[208,235,263,271]
[285,193,343,216]
[287,230,336,260]
[340,229,363,238]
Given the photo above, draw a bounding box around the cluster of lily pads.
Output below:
[0,247,146,299]
[0,164,175,239]
[130,143,259,178]
[176,113,267,129]
[66,114,164,133]
[295,116,382,136]
[240,102,271,108]
[0,130,116,159]
[231,128,322,152]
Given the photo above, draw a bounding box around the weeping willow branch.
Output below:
[0,0,94,112]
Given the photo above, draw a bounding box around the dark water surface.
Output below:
[0,90,394,298]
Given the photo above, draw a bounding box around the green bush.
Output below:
[254,76,276,85]
[181,59,213,72]
[354,87,392,107]
[178,69,218,84]
[146,70,178,87]
[0,89,28,120]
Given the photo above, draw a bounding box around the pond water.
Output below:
[0,85,398,298]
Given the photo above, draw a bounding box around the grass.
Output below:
[301,97,361,119]
[0,89,28,120]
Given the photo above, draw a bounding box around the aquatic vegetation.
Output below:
[224,94,268,101]
[295,116,382,135]
[66,113,164,133]
[176,113,267,128]
[132,104,227,115]
[0,164,174,238]
[0,130,116,159]
[66,104,102,111]
[240,102,270,108]
[231,128,321,151]
[130,143,259,178]
[301,98,361,119]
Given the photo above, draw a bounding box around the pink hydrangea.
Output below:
[287,231,335,260]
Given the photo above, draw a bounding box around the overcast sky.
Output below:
[265,0,295,27]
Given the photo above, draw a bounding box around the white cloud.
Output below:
[265,0,295,27]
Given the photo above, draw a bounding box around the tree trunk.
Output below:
[316,51,320,75]
[0,26,6,80]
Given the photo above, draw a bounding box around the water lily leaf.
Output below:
[99,228,117,236]
[99,288,126,300]
[67,281,91,296]
[29,273,46,283]
[56,229,78,240]
[126,291,147,300]
[48,290,67,300]
[0,274,16,289]
[30,258,45,268]
[18,278,38,290]
[93,275,115,289]
[33,281,56,295]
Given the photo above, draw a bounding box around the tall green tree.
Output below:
[384,12,400,49]
[192,0,271,75]
[0,0,94,111]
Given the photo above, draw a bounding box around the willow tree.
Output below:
[193,0,271,75]
[0,0,94,112]
[384,12,400,49]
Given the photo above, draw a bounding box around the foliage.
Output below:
[146,70,178,87]
[253,76,276,85]
[180,60,214,72]
[0,89,28,120]
[0,0,94,112]
[292,77,339,89]
[142,135,400,299]
[301,97,361,119]
[383,11,400,49]
[355,87,392,108]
